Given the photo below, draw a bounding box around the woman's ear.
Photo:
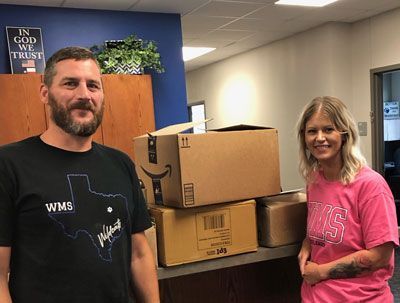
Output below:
[341,131,348,142]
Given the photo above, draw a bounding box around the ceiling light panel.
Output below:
[182,47,216,61]
[275,0,338,7]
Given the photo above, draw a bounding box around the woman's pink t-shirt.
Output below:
[302,166,399,303]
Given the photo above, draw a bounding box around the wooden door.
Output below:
[0,74,47,145]
[101,74,155,160]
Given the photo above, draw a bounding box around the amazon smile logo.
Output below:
[141,165,172,205]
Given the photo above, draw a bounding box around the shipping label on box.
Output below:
[134,122,281,208]
[196,209,232,250]
[150,200,257,267]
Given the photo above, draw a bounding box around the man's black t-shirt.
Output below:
[0,136,151,303]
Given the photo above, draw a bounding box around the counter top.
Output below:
[157,243,301,280]
[157,227,400,280]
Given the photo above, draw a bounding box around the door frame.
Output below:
[370,63,400,175]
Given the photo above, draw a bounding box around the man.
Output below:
[0,47,160,303]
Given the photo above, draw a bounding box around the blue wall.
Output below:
[0,4,188,129]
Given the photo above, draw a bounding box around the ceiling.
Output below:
[1,0,400,71]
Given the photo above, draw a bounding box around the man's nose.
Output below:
[76,83,91,100]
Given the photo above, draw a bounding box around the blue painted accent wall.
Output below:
[0,4,188,129]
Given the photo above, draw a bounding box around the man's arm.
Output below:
[0,246,12,303]
[130,232,160,303]
[302,242,394,285]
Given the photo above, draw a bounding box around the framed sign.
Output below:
[6,26,45,74]
[384,101,400,120]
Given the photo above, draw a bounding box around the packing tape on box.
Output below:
[147,133,157,164]
[140,165,172,205]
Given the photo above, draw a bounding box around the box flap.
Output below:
[150,199,256,213]
[210,124,274,132]
[136,119,211,138]
[266,188,305,198]
[149,204,171,213]
[256,190,306,206]
[262,200,306,209]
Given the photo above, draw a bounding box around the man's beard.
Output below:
[48,92,104,137]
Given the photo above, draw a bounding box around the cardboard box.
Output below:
[144,221,158,268]
[134,122,281,208]
[150,200,258,267]
[256,191,307,247]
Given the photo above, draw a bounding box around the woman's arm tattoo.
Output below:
[328,258,372,279]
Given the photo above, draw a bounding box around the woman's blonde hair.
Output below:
[296,96,366,184]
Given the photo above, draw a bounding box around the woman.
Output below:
[296,96,399,302]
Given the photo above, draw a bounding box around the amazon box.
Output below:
[256,191,307,247]
[150,200,257,267]
[134,122,280,208]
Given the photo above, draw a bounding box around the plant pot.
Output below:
[107,60,144,75]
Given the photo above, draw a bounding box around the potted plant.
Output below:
[90,34,165,74]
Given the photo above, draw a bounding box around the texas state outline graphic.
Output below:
[48,174,129,262]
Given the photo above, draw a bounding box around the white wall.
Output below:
[186,8,400,190]
[351,8,400,164]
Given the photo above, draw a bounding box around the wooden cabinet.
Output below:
[0,74,47,146]
[159,256,302,303]
[157,245,302,303]
[99,74,155,160]
[0,74,155,159]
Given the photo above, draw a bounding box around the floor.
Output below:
[390,247,400,302]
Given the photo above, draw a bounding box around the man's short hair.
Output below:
[43,46,100,86]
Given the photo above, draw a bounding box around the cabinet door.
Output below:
[101,74,155,160]
[0,74,47,145]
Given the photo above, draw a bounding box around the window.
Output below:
[188,101,206,134]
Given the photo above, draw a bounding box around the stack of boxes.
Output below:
[134,122,307,267]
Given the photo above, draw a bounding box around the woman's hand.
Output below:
[303,261,324,285]
[298,238,311,276]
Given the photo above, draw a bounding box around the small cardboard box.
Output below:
[256,191,307,247]
[134,122,281,208]
[149,200,258,267]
